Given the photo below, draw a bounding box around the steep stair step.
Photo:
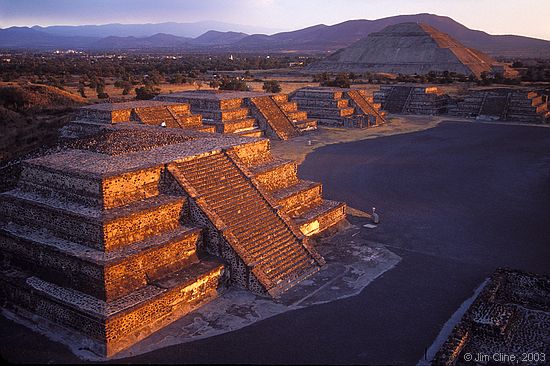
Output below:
[293,200,347,236]
[171,153,321,297]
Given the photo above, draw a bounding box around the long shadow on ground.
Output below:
[1,120,549,364]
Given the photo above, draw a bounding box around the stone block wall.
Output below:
[277,183,323,217]
[230,139,270,165]
[102,167,163,209]
[254,161,299,191]
[0,146,227,357]
[450,89,549,123]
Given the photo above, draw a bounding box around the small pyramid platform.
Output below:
[156,90,317,141]
[62,100,215,139]
[1,110,346,357]
[290,87,386,128]
[308,22,506,78]
[449,88,550,123]
[374,85,450,115]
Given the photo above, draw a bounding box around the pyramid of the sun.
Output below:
[308,22,499,78]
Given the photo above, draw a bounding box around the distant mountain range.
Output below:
[1,14,549,57]
[32,21,279,38]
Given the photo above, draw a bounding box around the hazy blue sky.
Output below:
[1,0,549,40]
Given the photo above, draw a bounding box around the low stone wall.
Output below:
[230,140,270,165]
[254,161,298,192]
[0,225,201,301]
[102,167,163,209]
[277,183,323,217]
[103,198,185,250]
[292,98,350,109]
[20,162,103,206]
[0,264,223,357]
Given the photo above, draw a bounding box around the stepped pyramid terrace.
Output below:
[66,100,216,135]
[448,89,550,123]
[374,85,450,115]
[290,87,386,128]
[307,22,517,78]
[0,102,347,357]
[155,90,317,141]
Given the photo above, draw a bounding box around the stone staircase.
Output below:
[248,96,300,140]
[133,105,180,127]
[0,157,224,357]
[375,86,449,115]
[383,86,414,113]
[231,142,347,238]
[507,92,550,123]
[346,89,387,126]
[63,101,215,138]
[155,91,317,140]
[478,94,508,119]
[291,87,359,127]
[291,87,388,128]
[452,89,549,123]
[271,94,318,133]
[247,94,317,140]
[168,152,323,297]
[132,104,214,132]
[169,104,214,131]
[155,92,264,137]
[1,118,351,358]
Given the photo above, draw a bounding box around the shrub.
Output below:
[135,85,160,100]
[219,77,248,91]
[321,73,351,88]
[262,80,282,93]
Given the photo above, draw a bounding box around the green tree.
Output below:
[262,80,282,93]
[135,85,160,100]
[170,73,186,84]
[114,80,133,95]
[122,84,132,95]
[77,83,86,98]
[313,72,329,83]
[147,70,164,85]
[219,77,248,91]
[321,73,351,88]
[96,83,109,99]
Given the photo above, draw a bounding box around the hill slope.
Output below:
[234,14,550,57]
[0,27,98,49]
[90,33,191,49]
[0,83,86,169]
[1,14,549,57]
[307,22,498,77]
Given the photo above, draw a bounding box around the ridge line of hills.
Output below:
[1,13,550,57]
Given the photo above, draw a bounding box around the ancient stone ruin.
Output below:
[0,101,346,357]
[248,93,318,140]
[291,87,386,128]
[433,268,550,365]
[374,85,450,115]
[308,22,516,78]
[155,90,317,140]
[61,100,216,140]
[449,89,550,123]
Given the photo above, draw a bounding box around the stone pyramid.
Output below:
[308,22,498,77]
